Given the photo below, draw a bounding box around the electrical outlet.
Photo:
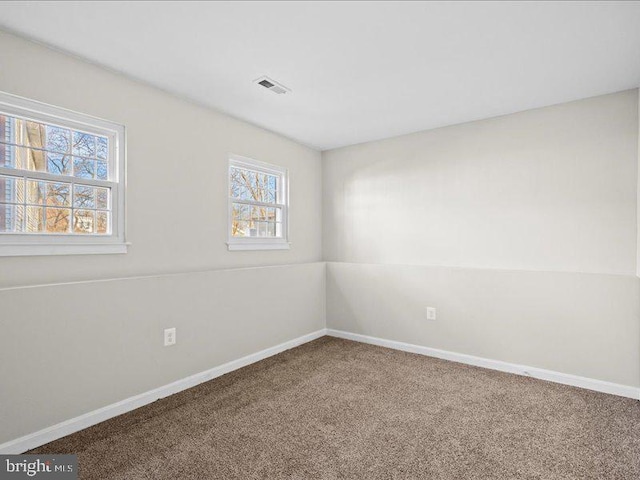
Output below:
[426,307,437,321]
[164,327,176,346]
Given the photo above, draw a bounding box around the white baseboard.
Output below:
[327,329,640,400]
[0,328,328,455]
[4,327,636,454]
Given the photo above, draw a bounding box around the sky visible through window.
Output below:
[0,114,111,235]
[229,166,282,238]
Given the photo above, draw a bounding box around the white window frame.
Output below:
[0,91,127,256]
[227,154,290,251]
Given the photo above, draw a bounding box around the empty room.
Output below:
[0,1,639,479]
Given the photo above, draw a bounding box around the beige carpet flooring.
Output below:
[30,336,640,479]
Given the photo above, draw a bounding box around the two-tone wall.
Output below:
[0,30,324,447]
[323,90,640,389]
[2,28,639,452]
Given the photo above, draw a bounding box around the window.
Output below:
[228,154,289,250]
[0,91,126,256]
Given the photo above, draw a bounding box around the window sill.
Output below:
[0,242,130,257]
[227,241,291,251]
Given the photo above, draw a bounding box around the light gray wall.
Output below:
[0,31,324,445]
[637,91,640,276]
[0,263,326,444]
[323,90,640,387]
[327,262,639,387]
[324,90,638,275]
[0,30,322,288]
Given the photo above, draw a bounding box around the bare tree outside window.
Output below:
[0,114,111,235]
[228,157,288,250]
[230,167,280,238]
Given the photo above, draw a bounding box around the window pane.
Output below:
[230,166,280,205]
[72,132,96,158]
[0,114,18,145]
[73,157,95,179]
[232,220,249,237]
[232,203,250,221]
[74,210,95,234]
[0,204,24,233]
[0,105,119,242]
[73,185,95,208]
[0,141,17,169]
[97,136,108,160]
[46,208,71,233]
[22,120,47,150]
[230,183,283,236]
[46,126,71,153]
[47,153,71,176]
[2,145,47,172]
[251,206,281,222]
[46,182,71,207]
[0,117,48,149]
[235,183,251,200]
[230,167,255,201]
[47,153,71,175]
[96,188,109,209]
[268,175,277,197]
[96,211,109,234]
[96,161,108,180]
[254,173,269,202]
[252,206,272,222]
[25,206,44,232]
[26,180,45,205]
[22,147,46,172]
[0,175,25,204]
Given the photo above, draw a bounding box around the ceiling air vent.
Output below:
[254,76,291,95]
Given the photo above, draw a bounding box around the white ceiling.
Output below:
[1,1,639,151]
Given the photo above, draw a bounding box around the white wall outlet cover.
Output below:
[164,327,176,346]
[426,307,437,321]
